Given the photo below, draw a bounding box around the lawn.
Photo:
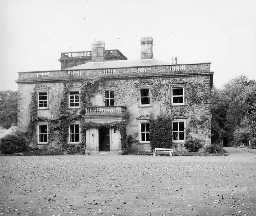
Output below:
[0,148,256,216]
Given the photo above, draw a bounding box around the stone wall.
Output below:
[17,72,212,152]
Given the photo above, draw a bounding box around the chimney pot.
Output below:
[141,37,153,59]
[92,41,105,62]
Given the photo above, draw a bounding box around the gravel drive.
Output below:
[0,147,256,216]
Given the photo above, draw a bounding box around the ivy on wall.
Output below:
[186,80,210,105]
[80,79,102,114]
[149,115,173,150]
[27,79,128,153]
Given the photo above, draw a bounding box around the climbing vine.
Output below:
[26,78,128,154]
[149,115,173,150]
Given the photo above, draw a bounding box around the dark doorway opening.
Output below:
[99,127,110,151]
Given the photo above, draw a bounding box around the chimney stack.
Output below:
[141,37,153,59]
[92,41,105,62]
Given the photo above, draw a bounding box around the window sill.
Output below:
[172,140,185,143]
[69,106,80,109]
[38,107,49,110]
[68,142,81,145]
[171,103,187,106]
[139,141,150,144]
[138,104,152,108]
[38,143,48,145]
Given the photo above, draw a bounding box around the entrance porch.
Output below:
[85,127,122,154]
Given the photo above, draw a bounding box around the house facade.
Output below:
[17,37,213,153]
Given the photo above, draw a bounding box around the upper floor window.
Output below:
[38,123,48,144]
[38,92,48,109]
[105,90,114,107]
[172,87,184,105]
[69,91,80,108]
[69,123,80,143]
[172,120,185,141]
[140,122,150,142]
[140,88,150,105]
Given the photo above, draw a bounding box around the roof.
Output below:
[66,59,170,70]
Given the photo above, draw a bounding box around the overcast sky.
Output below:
[0,0,255,90]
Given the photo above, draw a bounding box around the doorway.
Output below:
[99,127,110,151]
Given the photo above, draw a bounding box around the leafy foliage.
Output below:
[211,76,256,147]
[149,115,173,150]
[184,138,202,152]
[0,131,28,154]
[205,144,223,154]
[0,91,17,128]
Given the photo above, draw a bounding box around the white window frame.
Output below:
[140,88,151,106]
[38,91,48,109]
[104,90,114,107]
[172,119,186,142]
[69,91,80,108]
[139,121,150,143]
[171,87,185,105]
[69,122,80,144]
[37,123,48,144]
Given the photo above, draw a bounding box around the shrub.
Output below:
[184,138,202,152]
[64,143,85,154]
[205,144,223,154]
[0,132,28,154]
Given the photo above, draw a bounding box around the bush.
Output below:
[64,143,85,154]
[205,144,223,154]
[184,138,203,152]
[0,132,28,154]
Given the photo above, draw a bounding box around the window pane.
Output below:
[141,97,150,104]
[105,91,109,98]
[75,134,80,142]
[141,133,145,141]
[75,95,79,101]
[179,122,184,131]
[105,100,110,107]
[70,124,74,133]
[110,99,114,106]
[40,125,47,133]
[146,133,150,141]
[110,91,114,98]
[173,122,178,131]
[145,123,150,132]
[173,96,183,104]
[179,132,184,140]
[173,132,178,140]
[173,88,183,96]
[140,89,149,97]
[70,134,74,142]
[70,91,79,95]
[75,124,79,133]
[141,123,145,132]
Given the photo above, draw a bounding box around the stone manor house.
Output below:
[17,37,213,153]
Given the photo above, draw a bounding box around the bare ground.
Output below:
[0,147,256,216]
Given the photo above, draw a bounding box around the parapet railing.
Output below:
[84,106,127,115]
[17,63,211,81]
[61,51,92,58]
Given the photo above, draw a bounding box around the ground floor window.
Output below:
[140,122,150,142]
[38,123,48,144]
[172,120,185,141]
[69,123,80,143]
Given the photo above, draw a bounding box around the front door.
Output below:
[99,127,110,151]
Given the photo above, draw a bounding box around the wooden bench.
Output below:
[153,148,174,156]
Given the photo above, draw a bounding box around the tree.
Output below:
[0,91,17,128]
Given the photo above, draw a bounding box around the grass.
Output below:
[0,147,256,216]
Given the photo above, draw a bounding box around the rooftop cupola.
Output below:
[92,41,105,62]
[141,37,153,59]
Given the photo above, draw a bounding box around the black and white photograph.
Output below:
[0,0,256,215]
